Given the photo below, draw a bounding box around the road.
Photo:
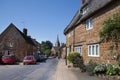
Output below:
[0,57,58,80]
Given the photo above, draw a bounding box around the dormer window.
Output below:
[82,6,88,15]
[82,0,88,4]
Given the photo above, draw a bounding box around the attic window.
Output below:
[82,6,88,15]
[9,42,14,47]
[7,41,14,47]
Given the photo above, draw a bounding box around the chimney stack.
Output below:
[81,0,85,4]
[23,28,27,36]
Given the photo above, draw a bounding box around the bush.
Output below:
[67,52,80,64]
[86,60,97,76]
[106,63,120,75]
[94,64,106,75]
[75,55,86,72]
[67,52,86,72]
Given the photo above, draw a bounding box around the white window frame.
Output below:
[86,18,93,30]
[82,6,88,15]
[74,46,82,55]
[88,44,99,57]
[68,33,71,37]
[67,47,70,56]
[67,31,72,38]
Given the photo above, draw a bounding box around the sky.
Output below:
[0,0,81,45]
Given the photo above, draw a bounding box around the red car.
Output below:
[23,56,36,65]
[2,55,16,64]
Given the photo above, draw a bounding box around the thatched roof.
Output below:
[64,0,114,35]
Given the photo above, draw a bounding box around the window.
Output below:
[86,18,93,30]
[88,44,99,57]
[9,42,14,47]
[67,31,73,38]
[82,6,88,15]
[74,46,82,55]
[7,41,14,47]
[67,48,70,56]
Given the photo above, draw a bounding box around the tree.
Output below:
[40,41,53,56]
[46,40,53,49]
[99,13,120,59]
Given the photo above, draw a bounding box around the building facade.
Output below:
[64,0,120,63]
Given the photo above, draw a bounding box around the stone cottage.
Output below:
[64,0,120,63]
[0,23,40,61]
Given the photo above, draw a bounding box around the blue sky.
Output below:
[0,0,81,45]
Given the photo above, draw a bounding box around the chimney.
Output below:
[81,0,85,4]
[23,28,27,36]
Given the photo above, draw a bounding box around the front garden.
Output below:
[67,52,120,80]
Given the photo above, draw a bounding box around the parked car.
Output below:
[39,54,46,61]
[23,56,36,65]
[33,53,41,62]
[0,54,3,64]
[2,55,16,64]
[33,53,47,62]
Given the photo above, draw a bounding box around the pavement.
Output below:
[52,59,102,80]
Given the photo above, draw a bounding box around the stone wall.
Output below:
[65,0,120,64]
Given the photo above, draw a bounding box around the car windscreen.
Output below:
[2,56,11,59]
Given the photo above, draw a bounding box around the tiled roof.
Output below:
[64,0,114,35]
[0,23,35,46]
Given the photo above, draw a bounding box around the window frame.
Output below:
[67,47,70,56]
[82,6,88,15]
[74,46,82,55]
[88,44,99,57]
[86,18,93,30]
[67,31,73,38]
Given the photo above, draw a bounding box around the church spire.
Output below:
[55,35,60,47]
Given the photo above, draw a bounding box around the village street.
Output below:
[0,57,58,80]
[0,57,103,80]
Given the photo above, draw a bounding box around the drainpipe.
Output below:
[65,46,67,65]
[73,28,75,52]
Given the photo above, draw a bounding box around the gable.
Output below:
[0,23,24,42]
[0,23,35,46]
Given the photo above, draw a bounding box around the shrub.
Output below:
[74,55,86,72]
[67,52,80,64]
[106,63,120,75]
[94,64,106,75]
[86,60,97,76]
[67,52,86,72]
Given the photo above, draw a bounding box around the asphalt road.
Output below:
[0,57,58,80]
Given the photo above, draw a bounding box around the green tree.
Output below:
[46,40,53,49]
[99,13,120,57]
[40,41,53,56]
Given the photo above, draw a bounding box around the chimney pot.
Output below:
[82,0,85,4]
[23,28,27,36]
